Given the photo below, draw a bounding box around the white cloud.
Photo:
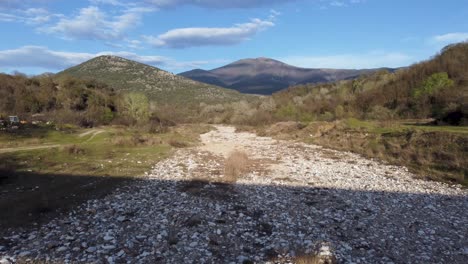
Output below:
[144,16,275,48]
[280,51,412,69]
[0,46,222,72]
[319,0,364,9]
[0,7,60,24]
[36,3,156,41]
[0,0,54,10]
[39,6,148,41]
[432,32,468,44]
[330,1,346,7]
[145,0,296,9]
[89,0,128,6]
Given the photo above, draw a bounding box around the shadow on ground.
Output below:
[0,169,130,229]
[0,169,467,263]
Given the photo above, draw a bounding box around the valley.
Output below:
[1,126,466,263]
[0,40,467,264]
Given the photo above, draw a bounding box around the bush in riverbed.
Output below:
[223,150,250,183]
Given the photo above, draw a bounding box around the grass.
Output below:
[0,128,172,177]
[345,118,468,135]
[0,124,209,229]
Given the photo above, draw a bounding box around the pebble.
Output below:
[56,246,67,252]
[1,126,466,264]
[86,247,97,253]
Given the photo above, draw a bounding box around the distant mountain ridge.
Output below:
[179,58,393,94]
[57,55,252,104]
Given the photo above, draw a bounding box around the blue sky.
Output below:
[0,0,467,74]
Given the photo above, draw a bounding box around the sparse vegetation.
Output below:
[242,120,468,185]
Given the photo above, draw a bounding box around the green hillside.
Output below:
[56,55,253,105]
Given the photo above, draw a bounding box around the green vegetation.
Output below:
[0,124,211,228]
[227,44,468,186]
[0,43,466,190]
[56,55,254,106]
[0,124,208,177]
[241,120,467,186]
[265,43,467,126]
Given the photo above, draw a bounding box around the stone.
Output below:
[86,247,97,253]
[18,251,31,257]
[102,245,116,250]
[189,242,198,247]
[103,235,114,241]
[57,246,67,252]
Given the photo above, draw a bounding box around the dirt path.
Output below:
[0,129,105,154]
[79,129,105,142]
[1,126,467,263]
[0,144,62,154]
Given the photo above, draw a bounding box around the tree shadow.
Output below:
[0,171,467,263]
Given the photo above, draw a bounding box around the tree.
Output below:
[121,92,150,123]
[413,72,454,98]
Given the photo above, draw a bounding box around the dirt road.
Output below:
[1,126,467,263]
[0,144,62,154]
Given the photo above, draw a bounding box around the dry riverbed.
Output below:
[1,126,467,263]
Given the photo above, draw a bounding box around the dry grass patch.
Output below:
[168,138,189,148]
[223,150,250,183]
[294,255,336,264]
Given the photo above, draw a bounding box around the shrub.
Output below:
[65,145,86,155]
[366,105,394,121]
[223,150,250,183]
[168,138,188,148]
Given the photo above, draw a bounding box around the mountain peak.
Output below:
[180,58,383,95]
[234,57,285,65]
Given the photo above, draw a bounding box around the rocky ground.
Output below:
[1,126,467,263]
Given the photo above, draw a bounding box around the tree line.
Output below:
[0,74,169,131]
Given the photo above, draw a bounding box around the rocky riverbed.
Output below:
[1,126,467,263]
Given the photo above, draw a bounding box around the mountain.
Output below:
[179,58,390,95]
[57,56,252,104]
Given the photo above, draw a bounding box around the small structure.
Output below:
[9,116,19,123]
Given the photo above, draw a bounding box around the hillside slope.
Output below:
[57,56,252,104]
[272,42,468,124]
[179,57,387,94]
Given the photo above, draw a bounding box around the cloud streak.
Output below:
[145,0,296,9]
[432,32,468,44]
[0,46,222,72]
[281,51,412,69]
[144,14,276,48]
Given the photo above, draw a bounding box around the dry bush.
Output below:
[65,144,86,155]
[294,255,337,264]
[168,138,188,148]
[111,134,161,147]
[295,255,322,264]
[223,150,250,183]
[294,243,337,264]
